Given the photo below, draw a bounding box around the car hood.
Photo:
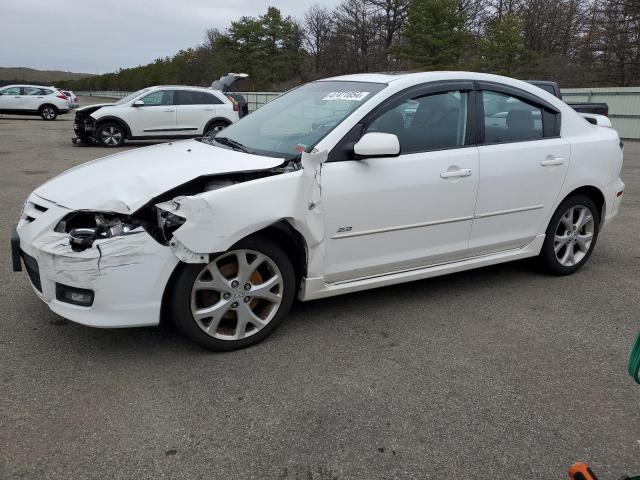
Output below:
[34,140,284,213]
[76,103,115,113]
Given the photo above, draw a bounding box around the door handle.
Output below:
[204,108,215,111]
[163,109,175,112]
[540,156,565,166]
[440,168,472,179]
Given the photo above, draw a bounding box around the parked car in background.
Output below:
[527,80,609,119]
[13,72,624,351]
[62,90,79,109]
[73,82,247,147]
[0,84,70,120]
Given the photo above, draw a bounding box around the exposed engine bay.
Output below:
[55,164,299,252]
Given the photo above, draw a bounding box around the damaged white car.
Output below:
[13,72,625,351]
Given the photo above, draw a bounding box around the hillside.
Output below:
[0,67,94,82]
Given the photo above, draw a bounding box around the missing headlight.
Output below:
[157,209,186,243]
[55,212,140,240]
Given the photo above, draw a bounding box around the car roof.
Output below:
[151,85,223,93]
[319,71,541,87]
[1,84,56,89]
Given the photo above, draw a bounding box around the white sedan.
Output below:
[13,72,625,351]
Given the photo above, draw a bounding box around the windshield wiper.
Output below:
[214,136,253,154]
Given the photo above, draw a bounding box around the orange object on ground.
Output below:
[569,463,599,480]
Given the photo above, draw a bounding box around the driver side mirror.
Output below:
[133,100,145,107]
[353,132,400,158]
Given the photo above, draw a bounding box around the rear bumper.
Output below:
[602,176,625,230]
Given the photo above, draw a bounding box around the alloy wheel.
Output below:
[101,126,123,146]
[42,107,55,119]
[554,205,595,267]
[190,249,284,340]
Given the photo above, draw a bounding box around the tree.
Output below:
[303,4,334,75]
[476,13,531,76]
[400,0,468,69]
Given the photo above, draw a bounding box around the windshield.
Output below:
[116,88,153,105]
[204,81,386,159]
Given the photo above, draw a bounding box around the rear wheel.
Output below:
[96,122,125,147]
[539,194,600,275]
[203,121,228,138]
[39,105,57,120]
[170,237,296,351]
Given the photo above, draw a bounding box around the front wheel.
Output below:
[39,105,57,120]
[96,122,125,147]
[170,237,296,351]
[539,194,600,275]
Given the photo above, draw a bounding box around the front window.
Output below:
[204,81,386,159]
[0,87,21,95]
[139,90,174,106]
[366,90,469,153]
[115,88,153,105]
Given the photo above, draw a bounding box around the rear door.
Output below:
[0,86,24,111]
[129,89,177,136]
[22,86,48,111]
[469,83,570,255]
[175,90,223,134]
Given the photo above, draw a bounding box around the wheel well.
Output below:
[246,222,308,287]
[565,186,606,224]
[204,117,231,133]
[159,221,308,326]
[39,103,58,112]
[95,117,131,138]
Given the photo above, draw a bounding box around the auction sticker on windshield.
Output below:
[322,91,370,101]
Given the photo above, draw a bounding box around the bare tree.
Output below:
[370,0,410,50]
[303,4,335,75]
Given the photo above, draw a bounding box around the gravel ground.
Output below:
[1,98,639,480]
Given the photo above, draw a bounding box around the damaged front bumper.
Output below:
[14,194,179,328]
[73,111,96,143]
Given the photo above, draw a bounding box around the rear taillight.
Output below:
[226,95,239,112]
[56,92,66,100]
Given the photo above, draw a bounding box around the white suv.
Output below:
[73,85,243,147]
[0,84,71,120]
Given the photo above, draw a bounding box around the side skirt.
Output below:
[299,234,545,301]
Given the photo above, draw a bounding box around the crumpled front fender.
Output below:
[158,151,326,278]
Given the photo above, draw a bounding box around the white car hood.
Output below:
[34,140,284,213]
[76,103,115,112]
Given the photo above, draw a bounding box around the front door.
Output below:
[0,86,23,111]
[322,85,479,283]
[129,89,177,136]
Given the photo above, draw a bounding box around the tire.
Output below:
[203,121,228,138]
[96,122,126,147]
[170,236,296,351]
[539,194,600,275]
[39,105,58,121]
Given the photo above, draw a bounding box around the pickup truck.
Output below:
[528,80,611,127]
[527,80,609,116]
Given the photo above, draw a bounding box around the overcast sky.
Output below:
[0,0,339,74]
